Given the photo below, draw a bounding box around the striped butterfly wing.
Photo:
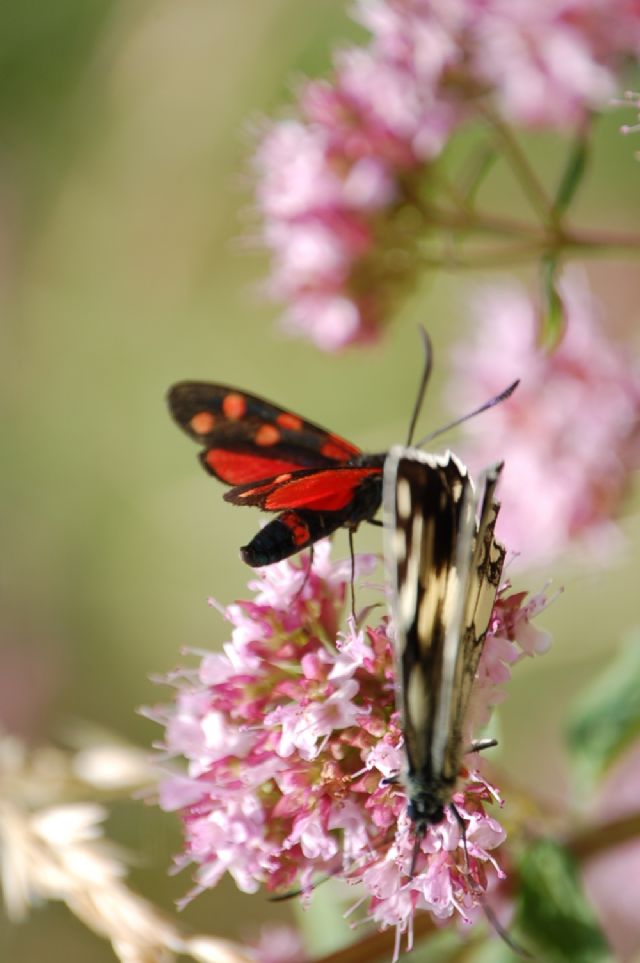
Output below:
[436,460,506,785]
[383,448,505,809]
[453,464,506,741]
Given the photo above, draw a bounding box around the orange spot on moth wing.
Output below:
[222,393,247,420]
[276,412,304,431]
[190,411,215,434]
[255,424,281,446]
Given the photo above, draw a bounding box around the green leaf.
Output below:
[567,631,640,789]
[514,839,612,963]
[553,135,589,218]
[539,256,565,349]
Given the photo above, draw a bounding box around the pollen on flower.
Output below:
[154,542,550,944]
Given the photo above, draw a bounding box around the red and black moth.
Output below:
[167,333,517,569]
[167,381,387,567]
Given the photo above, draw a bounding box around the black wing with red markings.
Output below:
[167,382,384,566]
[168,382,361,482]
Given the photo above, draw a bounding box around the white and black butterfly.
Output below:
[383,447,506,849]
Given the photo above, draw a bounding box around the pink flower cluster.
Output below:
[451,270,640,565]
[154,543,549,951]
[254,0,640,349]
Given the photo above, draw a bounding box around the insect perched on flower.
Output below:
[167,380,386,567]
[167,332,517,571]
[383,447,506,871]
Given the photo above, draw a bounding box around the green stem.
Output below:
[411,225,640,272]
[479,105,553,224]
[425,203,546,239]
[422,201,640,252]
[416,243,554,271]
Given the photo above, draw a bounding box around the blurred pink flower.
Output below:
[582,740,640,962]
[451,270,640,565]
[253,0,640,349]
[248,923,308,963]
[152,543,549,952]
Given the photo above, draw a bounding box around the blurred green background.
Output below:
[1,2,639,960]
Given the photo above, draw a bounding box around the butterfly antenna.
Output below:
[414,379,519,449]
[406,326,433,446]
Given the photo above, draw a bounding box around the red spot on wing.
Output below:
[190,411,215,434]
[280,511,310,546]
[264,467,382,511]
[255,424,280,446]
[222,393,247,420]
[320,436,361,461]
[206,450,306,484]
[276,412,303,431]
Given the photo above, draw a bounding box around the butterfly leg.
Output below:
[348,528,357,621]
[466,738,498,754]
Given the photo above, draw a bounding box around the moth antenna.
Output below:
[406,326,433,446]
[413,379,519,449]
